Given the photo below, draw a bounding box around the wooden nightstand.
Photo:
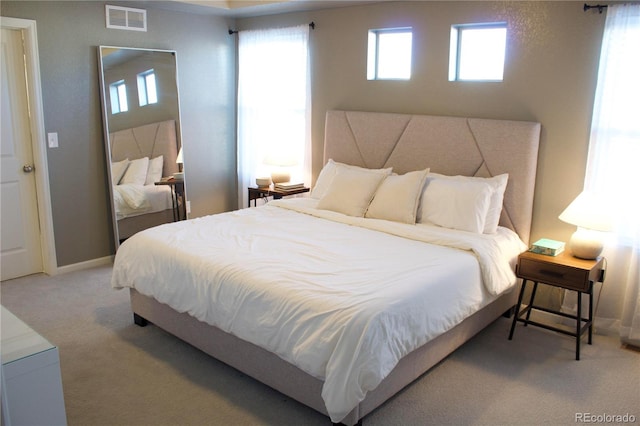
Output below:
[508,250,605,360]
[247,186,310,207]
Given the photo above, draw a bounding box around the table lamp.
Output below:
[264,152,297,184]
[174,147,184,180]
[558,191,612,259]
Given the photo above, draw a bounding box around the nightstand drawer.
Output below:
[518,258,590,291]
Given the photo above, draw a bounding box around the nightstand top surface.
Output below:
[519,249,602,271]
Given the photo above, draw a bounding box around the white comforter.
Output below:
[111,198,525,422]
[113,184,173,219]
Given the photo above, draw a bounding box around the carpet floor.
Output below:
[1,265,638,425]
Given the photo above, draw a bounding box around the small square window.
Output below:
[367,27,412,80]
[449,23,507,82]
[137,69,158,106]
[109,80,128,114]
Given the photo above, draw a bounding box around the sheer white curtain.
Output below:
[237,25,311,208]
[584,4,640,345]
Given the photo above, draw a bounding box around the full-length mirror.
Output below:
[98,46,186,247]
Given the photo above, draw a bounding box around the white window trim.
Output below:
[449,22,507,82]
[367,27,413,81]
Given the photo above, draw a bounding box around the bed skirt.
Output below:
[129,288,518,425]
[117,209,175,241]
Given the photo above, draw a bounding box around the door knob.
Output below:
[23,164,35,173]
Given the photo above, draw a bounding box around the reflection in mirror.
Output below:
[98,46,186,248]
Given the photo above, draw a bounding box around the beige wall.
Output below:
[238,1,605,247]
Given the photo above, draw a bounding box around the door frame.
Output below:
[1,17,57,276]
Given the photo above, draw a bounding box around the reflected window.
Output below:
[449,23,507,81]
[109,80,128,114]
[137,69,158,106]
[367,27,412,80]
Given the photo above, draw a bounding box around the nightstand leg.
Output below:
[524,281,539,327]
[509,279,528,340]
[576,292,582,360]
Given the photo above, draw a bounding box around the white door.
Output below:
[1,27,43,280]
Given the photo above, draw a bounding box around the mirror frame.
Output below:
[97,46,186,249]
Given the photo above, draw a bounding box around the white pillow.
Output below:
[120,157,149,186]
[365,169,430,224]
[111,159,129,185]
[418,177,493,233]
[145,155,164,185]
[311,159,392,199]
[428,173,508,234]
[316,166,389,217]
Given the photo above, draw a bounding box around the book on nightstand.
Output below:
[274,182,305,191]
[529,238,565,256]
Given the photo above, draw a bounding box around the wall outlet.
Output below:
[47,132,58,148]
[186,200,191,214]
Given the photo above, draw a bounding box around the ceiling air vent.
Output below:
[106,5,147,32]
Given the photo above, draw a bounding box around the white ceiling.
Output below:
[152,0,386,18]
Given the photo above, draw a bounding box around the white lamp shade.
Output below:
[176,147,184,164]
[263,152,297,167]
[558,191,613,232]
[559,191,612,259]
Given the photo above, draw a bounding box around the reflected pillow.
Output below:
[120,157,149,186]
[365,169,430,224]
[111,158,129,185]
[145,155,164,185]
[418,177,493,233]
[311,159,392,199]
[316,166,389,217]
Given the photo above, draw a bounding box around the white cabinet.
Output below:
[1,306,67,426]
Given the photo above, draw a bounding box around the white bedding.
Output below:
[113,184,173,220]
[111,198,525,422]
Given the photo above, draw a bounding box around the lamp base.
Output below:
[568,229,604,259]
[271,171,290,184]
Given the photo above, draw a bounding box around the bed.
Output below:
[108,119,181,240]
[111,110,541,424]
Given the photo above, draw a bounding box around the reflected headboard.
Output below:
[110,119,179,177]
[324,110,541,244]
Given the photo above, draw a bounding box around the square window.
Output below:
[449,23,507,81]
[109,80,128,114]
[368,28,412,80]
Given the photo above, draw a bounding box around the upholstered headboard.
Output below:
[324,110,541,243]
[110,119,179,177]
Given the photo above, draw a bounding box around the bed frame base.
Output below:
[133,312,149,327]
[130,289,517,425]
[118,209,175,241]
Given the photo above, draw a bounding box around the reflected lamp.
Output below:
[174,147,184,180]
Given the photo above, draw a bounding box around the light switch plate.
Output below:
[47,132,58,148]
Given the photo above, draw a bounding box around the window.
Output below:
[237,24,311,208]
[137,69,158,106]
[449,23,507,81]
[367,27,412,80]
[579,3,640,345]
[109,80,128,114]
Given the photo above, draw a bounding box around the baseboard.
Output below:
[54,255,114,275]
